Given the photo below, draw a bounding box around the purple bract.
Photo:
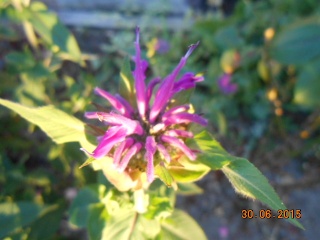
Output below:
[81,27,207,183]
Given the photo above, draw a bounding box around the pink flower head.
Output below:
[82,28,206,184]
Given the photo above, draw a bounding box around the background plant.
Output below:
[1,0,318,239]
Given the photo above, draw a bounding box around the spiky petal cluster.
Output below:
[81,27,207,183]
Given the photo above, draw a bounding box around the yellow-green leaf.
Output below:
[0,98,86,144]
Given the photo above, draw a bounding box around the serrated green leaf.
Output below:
[193,131,232,170]
[222,157,304,229]
[159,209,207,240]
[0,98,86,145]
[270,22,320,64]
[0,201,43,239]
[119,56,136,107]
[193,130,304,229]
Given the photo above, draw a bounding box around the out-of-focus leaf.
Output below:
[0,98,86,144]
[5,51,36,71]
[271,22,320,64]
[68,185,102,228]
[214,26,244,50]
[0,25,18,40]
[101,210,161,240]
[16,72,48,107]
[158,209,207,240]
[222,157,304,229]
[144,197,172,221]
[0,201,43,238]
[101,210,136,240]
[176,182,203,195]
[294,60,320,108]
[23,2,83,65]
[87,203,109,240]
[130,215,161,239]
[28,204,65,240]
[171,88,194,108]
[119,56,136,107]
[155,164,175,188]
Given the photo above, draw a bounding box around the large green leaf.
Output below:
[222,157,304,229]
[159,209,207,240]
[101,210,136,240]
[101,210,161,240]
[168,156,210,183]
[194,131,304,229]
[0,98,87,145]
[294,60,320,108]
[193,131,232,170]
[0,201,43,238]
[270,22,320,64]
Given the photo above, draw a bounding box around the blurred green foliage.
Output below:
[0,0,319,239]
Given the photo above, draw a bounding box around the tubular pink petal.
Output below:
[92,127,127,159]
[161,135,196,160]
[134,26,147,118]
[141,59,149,73]
[84,112,100,119]
[150,43,199,122]
[157,144,171,163]
[80,148,92,156]
[145,136,157,183]
[94,87,128,115]
[185,41,200,59]
[164,112,208,126]
[113,138,135,167]
[166,129,194,138]
[173,73,204,92]
[94,112,144,135]
[117,142,142,172]
[162,104,190,119]
[149,75,175,123]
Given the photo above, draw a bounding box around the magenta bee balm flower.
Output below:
[81,27,207,184]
